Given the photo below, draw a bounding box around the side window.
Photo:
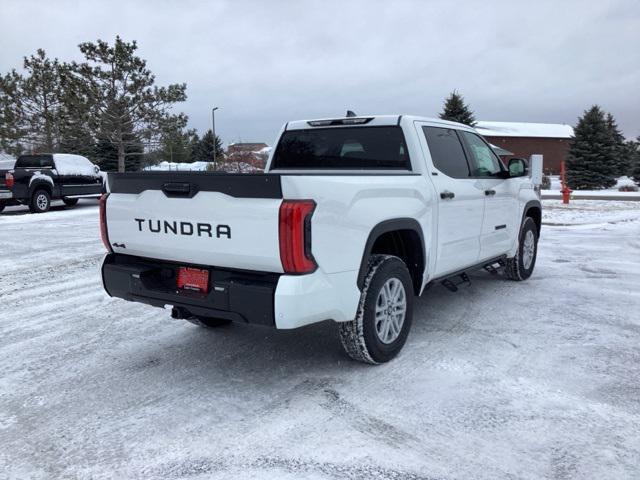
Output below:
[422,126,469,178]
[460,132,503,177]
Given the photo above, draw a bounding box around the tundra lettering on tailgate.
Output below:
[134,218,231,239]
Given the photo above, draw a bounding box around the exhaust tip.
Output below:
[171,306,191,320]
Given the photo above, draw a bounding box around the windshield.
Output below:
[271,126,411,170]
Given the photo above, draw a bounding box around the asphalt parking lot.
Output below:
[1,199,639,480]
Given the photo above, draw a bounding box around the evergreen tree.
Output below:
[605,113,630,176]
[566,105,618,190]
[439,90,476,126]
[94,131,144,172]
[0,71,24,155]
[630,137,640,186]
[0,50,66,153]
[21,50,67,151]
[193,129,224,163]
[69,36,187,172]
[158,127,197,163]
[57,66,97,158]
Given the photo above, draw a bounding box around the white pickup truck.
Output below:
[100,115,541,364]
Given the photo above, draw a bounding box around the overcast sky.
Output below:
[1,0,639,144]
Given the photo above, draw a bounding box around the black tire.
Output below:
[29,189,51,213]
[186,316,232,328]
[339,254,414,364]
[505,216,538,281]
[62,197,79,207]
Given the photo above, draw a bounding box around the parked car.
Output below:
[1,154,105,213]
[0,158,16,213]
[99,115,541,363]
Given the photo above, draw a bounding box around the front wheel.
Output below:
[29,189,51,213]
[62,197,79,207]
[339,255,414,364]
[505,216,538,281]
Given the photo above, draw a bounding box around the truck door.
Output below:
[54,156,102,197]
[457,131,519,261]
[416,124,485,277]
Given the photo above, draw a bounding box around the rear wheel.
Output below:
[29,189,51,213]
[505,216,538,281]
[339,254,414,364]
[62,197,79,207]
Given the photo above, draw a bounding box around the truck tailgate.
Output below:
[106,173,284,273]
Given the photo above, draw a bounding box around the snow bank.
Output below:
[53,154,99,176]
[545,175,638,193]
[143,161,211,172]
[143,161,262,173]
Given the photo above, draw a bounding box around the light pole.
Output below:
[211,107,219,169]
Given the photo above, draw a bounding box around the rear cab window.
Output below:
[271,126,411,170]
[15,155,54,169]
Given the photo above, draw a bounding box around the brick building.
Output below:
[227,142,268,154]
[476,121,574,174]
[225,142,271,170]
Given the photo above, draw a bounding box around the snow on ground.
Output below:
[546,175,637,192]
[1,200,639,479]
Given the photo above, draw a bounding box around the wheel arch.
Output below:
[29,181,53,197]
[522,200,542,236]
[357,218,425,295]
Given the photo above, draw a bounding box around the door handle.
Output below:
[484,189,496,196]
[162,182,197,198]
[440,191,455,200]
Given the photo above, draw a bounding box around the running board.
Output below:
[441,273,470,292]
[430,256,507,293]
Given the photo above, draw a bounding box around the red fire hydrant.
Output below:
[560,161,571,204]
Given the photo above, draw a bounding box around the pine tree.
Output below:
[605,113,630,176]
[69,36,187,172]
[0,50,66,153]
[158,127,197,163]
[0,71,24,155]
[94,130,143,172]
[439,90,476,126]
[566,105,618,190]
[193,129,224,163]
[630,137,640,186]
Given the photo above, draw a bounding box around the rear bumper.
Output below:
[101,253,279,326]
[0,190,13,200]
[101,253,361,329]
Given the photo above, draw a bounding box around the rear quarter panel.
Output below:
[281,174,435,278]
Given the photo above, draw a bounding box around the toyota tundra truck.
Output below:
[100,115,541,364]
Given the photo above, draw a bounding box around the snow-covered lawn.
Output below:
[1,199,639,479]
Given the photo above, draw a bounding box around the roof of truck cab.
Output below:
[285,115,474,131]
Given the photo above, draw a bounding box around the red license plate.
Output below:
[177,267,209,292]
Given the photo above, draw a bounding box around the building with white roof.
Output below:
[475,121,574,173]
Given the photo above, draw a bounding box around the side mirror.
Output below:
[508,158,528,177]
[94,165,100,174]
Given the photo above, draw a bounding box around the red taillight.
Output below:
[5,172,14,189]
[279,200,317,274]
[99,194,112,253]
